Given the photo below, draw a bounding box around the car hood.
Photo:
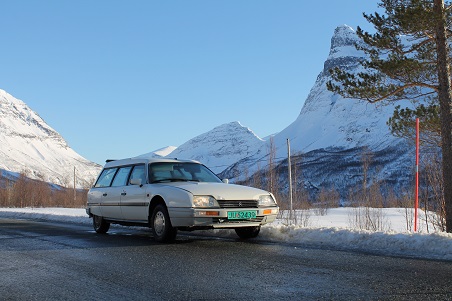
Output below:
[159,182,270,200]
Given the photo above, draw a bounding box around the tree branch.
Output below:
[366,82,438,103]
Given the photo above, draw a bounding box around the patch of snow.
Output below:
[154,146,177,157]
[135,146,178,159]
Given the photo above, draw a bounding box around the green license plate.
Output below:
[227,211,257,220]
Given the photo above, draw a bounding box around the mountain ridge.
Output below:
[167,121,265,173]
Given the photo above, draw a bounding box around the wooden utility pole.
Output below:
[287,139,293,221]
[74,166,76,203]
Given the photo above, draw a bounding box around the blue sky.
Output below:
[1,1,380,165]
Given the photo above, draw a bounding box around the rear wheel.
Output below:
[235,226,260,239]
[93,215,110,234]
[151,204,177,243]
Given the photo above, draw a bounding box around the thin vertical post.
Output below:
[415,118,420,232]
[74,166,76,203]
[287,139,293,221]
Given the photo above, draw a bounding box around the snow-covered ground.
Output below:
[1,207,451,261]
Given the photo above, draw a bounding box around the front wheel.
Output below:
[93,215,110,234]
[235,226,261,239]
[151,204,177,243]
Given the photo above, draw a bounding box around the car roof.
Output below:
[103,157,199,168]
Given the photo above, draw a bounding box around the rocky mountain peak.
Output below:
[323,25,365,74]
[329,25,359,50]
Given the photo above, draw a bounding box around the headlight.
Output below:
[258,195,276,207]
[192,196,219,208]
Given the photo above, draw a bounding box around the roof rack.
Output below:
[105,159,117,163]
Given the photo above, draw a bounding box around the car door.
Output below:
[103,166,132,220]
[120,164,148,222]
[89,167,122,219]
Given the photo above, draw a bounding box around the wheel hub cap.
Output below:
[154,211,165,235]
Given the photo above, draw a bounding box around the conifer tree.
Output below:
[388,103,441,146]
[327,0,452,232]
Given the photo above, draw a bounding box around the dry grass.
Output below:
[0,172,87,208]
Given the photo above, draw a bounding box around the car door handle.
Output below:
[103,193,107,197]
[121,192,127,196]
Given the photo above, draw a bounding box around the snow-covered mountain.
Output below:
[0,89,101,187]
[272,25,413,156]
[166,121,266,173]
[222,25,415,195]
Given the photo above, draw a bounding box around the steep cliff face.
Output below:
[273,25,413,156]
[0,90,101,187]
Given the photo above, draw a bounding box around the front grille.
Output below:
[217,200,258,208]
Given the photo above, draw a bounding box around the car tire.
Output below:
[235,226,261,239]
[151,204,177,243]
[93,215,110,234]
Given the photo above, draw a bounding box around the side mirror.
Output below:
[222,179,229,184]
[130,178,143,186]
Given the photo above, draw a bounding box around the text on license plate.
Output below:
[227,211,257,220]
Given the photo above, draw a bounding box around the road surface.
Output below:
[1,218,451,300]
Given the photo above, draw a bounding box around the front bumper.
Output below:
[168,207,279,229]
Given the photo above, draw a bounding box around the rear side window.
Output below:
[94,168,118,188]
[111,166,133,187]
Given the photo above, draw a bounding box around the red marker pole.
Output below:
[414,118,420,232]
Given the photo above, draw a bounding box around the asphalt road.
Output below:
[1,218,451,301]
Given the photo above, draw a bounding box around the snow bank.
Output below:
[0,207,90,224]
[261,225,452,261]
[0,207,451,261]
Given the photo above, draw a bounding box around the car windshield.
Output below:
[149,162,222,184]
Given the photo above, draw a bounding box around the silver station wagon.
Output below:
[86,157,279,242]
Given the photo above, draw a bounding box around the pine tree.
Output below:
[327,0,452,232]
[387,103,441,146]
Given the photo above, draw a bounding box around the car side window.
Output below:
[111,166,133,187]
[129,164,146,185]
[94,168,118,188]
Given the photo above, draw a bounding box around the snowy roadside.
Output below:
[0,207,451,261]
